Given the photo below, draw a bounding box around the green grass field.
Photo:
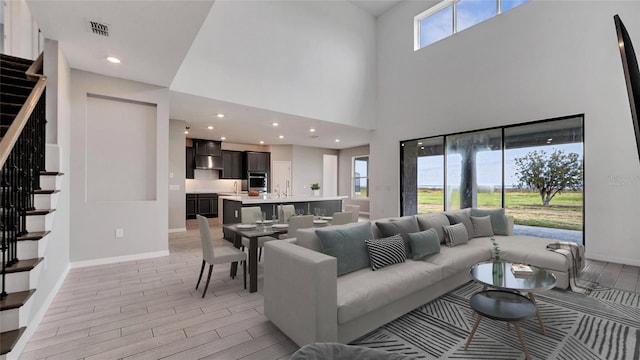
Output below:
[417,189,583,231]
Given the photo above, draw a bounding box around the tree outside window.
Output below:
[353,156,369,199]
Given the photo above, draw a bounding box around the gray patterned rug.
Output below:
[351,282,640,359]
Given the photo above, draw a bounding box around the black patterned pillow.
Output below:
[365,235,407,271]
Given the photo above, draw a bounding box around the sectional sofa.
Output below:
[263,208,577,347]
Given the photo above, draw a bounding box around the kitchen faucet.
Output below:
[285,180,290,197]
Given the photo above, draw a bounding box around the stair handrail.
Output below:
[0,52,47,169]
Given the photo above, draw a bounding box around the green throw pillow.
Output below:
[316,221,374,276]
[408,228,441,260]
[470,208,508,235]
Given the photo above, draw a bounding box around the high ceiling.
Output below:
[26,0,400,149]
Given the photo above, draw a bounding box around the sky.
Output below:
[417,143,583,188]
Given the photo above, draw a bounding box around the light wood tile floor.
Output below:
[21,221,298,360]
[20,220,640,359]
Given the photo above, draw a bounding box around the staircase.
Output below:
[0,53,56,359]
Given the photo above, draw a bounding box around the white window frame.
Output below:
[352,155,369,199]
[414,0,517,51]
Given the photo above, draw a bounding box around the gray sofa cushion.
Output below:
[416,213,450,244]
[408,228,440,260]
[471,215,494,238]
[443,223,469,247]
[470,208,508,235]
[445,213,474,240]
[336,260,444,324]
[375,216,420,257]
[422,237,493,278]
[316,221,374,276]
[495,235,570,272]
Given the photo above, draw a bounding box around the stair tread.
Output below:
[25,209,55,216]
[40,171,64,176]
[1,257,43,274]
[0,327,26,355]
[0,53,34,65]
[0,289,35,311]
[17,231,50,241]
[33,189,60,195]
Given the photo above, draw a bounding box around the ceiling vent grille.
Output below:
[88,20,110,37]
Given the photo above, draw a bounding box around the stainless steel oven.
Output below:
[248,172,267,192]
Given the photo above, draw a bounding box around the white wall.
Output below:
[69,70,169,262]
[171,0,377,129]
[373,1,640,265]
[4,0,39,59]
[339,145,370,213]
[291,145,338,196]
[169,119,186,231]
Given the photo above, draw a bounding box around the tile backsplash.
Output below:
[185,170,240,193]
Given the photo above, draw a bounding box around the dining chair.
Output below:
[196,214,247,298]
[279,204,296,223]
[331,211,355,225]
[241,206,273,261]
[280,215,314,239]
[345,204,360,222]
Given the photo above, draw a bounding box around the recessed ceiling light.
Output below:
[272,122,279,127]
[279,135,284,139]
[185,126,190,135]
[184,130,189,134]
[310,128,316,132]
[208,125,214,130]
[335,139,340,143]
[217,113,224,118]
[418,142,423,145]
[107,56,121,64]
[259,140,265,144]
[221,136,226,140]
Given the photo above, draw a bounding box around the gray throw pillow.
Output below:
[470,208,508,235]
[443,223,469,247]
[416,213,450,244]
[445,213,474,240]
[376,216,420,258]
[407,228,440,260]
[316,221,374,276]
[365,234,406,271]
[471,215,494,238]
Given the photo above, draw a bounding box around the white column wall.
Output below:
[69,70,169,262]
[373,1,640,265]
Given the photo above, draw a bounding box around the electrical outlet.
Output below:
[115,228,124,238]
[234,210,238,218]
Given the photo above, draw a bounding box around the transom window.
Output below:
[353,156,369,199]
[414,0,529,51]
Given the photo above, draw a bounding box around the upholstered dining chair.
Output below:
[331,211,355,225]
[345,204,360,222]
[280,215,314,239]
[240,206,274,261]
[279,204,296,223]
[196,214,246,298]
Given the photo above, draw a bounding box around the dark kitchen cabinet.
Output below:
[221,150,243,179]
[245,151,270,173]
[186,194,197,219]
[194,140,222,156]
[186,147,194,179]
[187,193,218,219]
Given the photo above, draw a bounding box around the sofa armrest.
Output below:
[264,240,338,346]
[506,215,515,236]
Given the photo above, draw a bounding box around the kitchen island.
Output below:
[220,194,346,240]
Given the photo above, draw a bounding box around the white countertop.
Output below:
[219,194,347,204]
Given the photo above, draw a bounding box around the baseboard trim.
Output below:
[7,263,71,360]
[70,250,170,269]
[168,227,187,233]
[586,252,640,267]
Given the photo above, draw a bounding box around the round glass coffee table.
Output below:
[469,261,557,335]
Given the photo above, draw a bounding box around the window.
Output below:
[401,115,584,244]
[353,156,369,199]
[414,0,528,50]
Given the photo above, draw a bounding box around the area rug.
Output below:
[350,282,640,359]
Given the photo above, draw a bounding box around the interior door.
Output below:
[323,154,338,197]
[272,161,292,195]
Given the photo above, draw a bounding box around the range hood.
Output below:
[195,155,223,170]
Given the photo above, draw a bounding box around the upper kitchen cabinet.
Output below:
[194,139,222,156]
[186,146,195,179]
[221,150,243,179]
[245,151,270,173]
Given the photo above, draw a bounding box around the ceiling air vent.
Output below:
[87,19,110,37]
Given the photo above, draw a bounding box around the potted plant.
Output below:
[310,183,320,196]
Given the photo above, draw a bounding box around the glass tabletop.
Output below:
[469,261,557,292]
